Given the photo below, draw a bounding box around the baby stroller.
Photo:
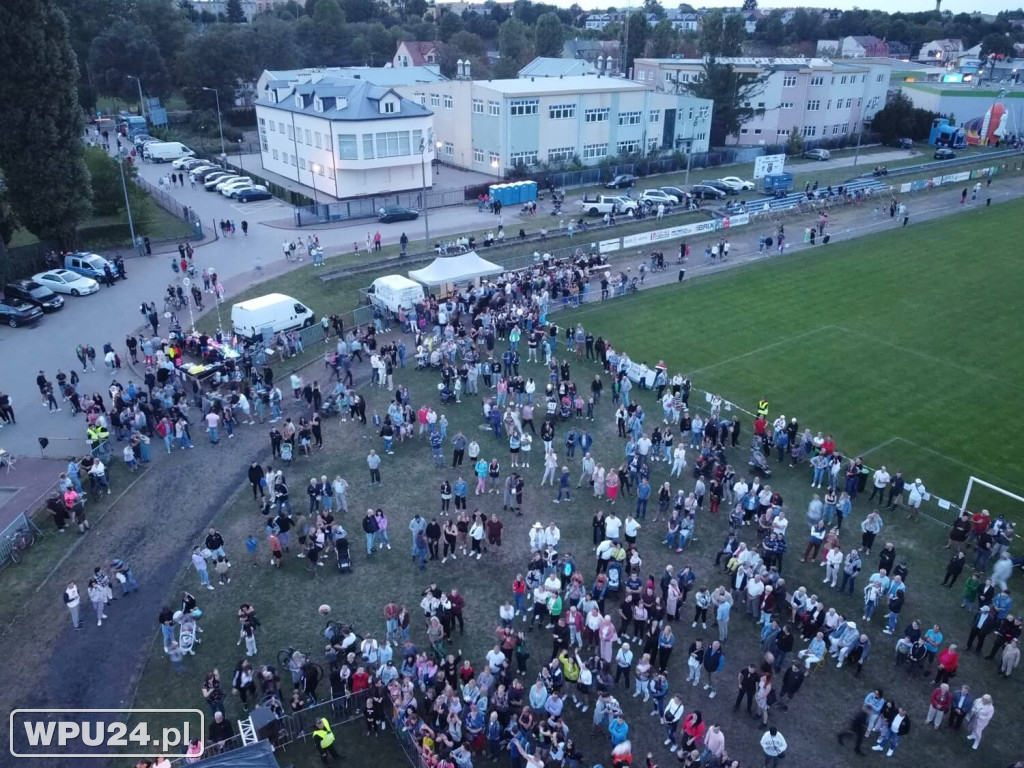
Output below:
[606,564,622,594]
[335,532,352,573]
[175,609,203,655]
[438,383,455,405]
[280,442,293,463]
[749,437,773,477]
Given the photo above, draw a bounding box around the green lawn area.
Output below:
[132,197,1023,767]
[8,198,193,250]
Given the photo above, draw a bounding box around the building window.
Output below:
[299,158,306,169]
[582,143,607,159]
[473,148,484,163]
[489,152,499,166]
[810,76,824,86]
[549,104,576,119]
[876,73,884,82]
[648,110,660,123]
[509,150,538,166]
[383,100,397,114]
[510,99,539,116]
[261,140,268,151]
[807,100,820,111]
[314,132,322,148]
[278,121,285,133]
[473,98,484,114]
[291,154,297,166]
[547,146,573,162]
[618,111,642,126]
[801,125,817,137]
[259,117,267,133]
[362,134,374,159]
[272,149,279,160]
[268,121,275,133]
[375,131,412,158]
[337,134,358,160]
[317,164,325,175]
[695,132,707,141]
[616,139,641,155]
[327,167,335,179]
[782,75,797,87]
[698,106,710,120]
[753,128,762,135]
[412,129,423,151]
[842,123,850,134]
[419,94,426,106]
[647,137,659,151]
[488,100,500,116]
[305,129,312,144]
[430,93,440,107]
[443,141,453,156]
[443,95,453,109]
[740,128,748,134]
[826,99,832,110]
[780,101,794,109]
[287,125,294,139]
[584,108,609,123]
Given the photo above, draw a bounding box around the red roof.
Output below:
[398,41,440,66]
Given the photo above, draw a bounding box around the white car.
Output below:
[219,178,259,195]
[718,176,755,191]
[32,269,100,296]
[224,183,269,198]
[207,174,242,191]
[639,189,679,205]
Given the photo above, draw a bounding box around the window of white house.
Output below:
[287,125,294,139]
[314,132,322,148]
[488,101,500,116]
[299,158,306,169]
[375,131,412,158]
[807,100,820,111]
[473,99,484,114]
[637,70,646,81]
[777,129,788,136]
[753,128,762,135]
[584,108,610,123]
[473,148,484,163]
[317,164,325,175]
[383,100,397,114]
[740,128,748,134]
[269,121,275,132]
[412,129,423,151]
[261,140,268,151]
[305,129,312,144]
[801,125,817,137]
[547,146,573,162]
[489,152,499,166]
[647,137,659,151]
[782,75,797,87]
[780,102,794,109]
[430,93,440,107]
[327,167,335,179]
[695,131,707,141]
[444,142,453,156]
[443,95,453,109]
[842,123,849,134]
[876,74,884,82]
[337,134,358,160]
[831,76,836,84]
[278,121,285,133]
[272,149,279,160]
[618,111,642,126]
[582,143,607,159]
[616,139,641,154]
[846,98,854,108]
[688,108,694,119]
[362,134,374,159]
[840,76,847,85]
[832,124,840,135]
[509,150,538,166]
[419,94,426,106]
[549,104,576,119]
[259,117,267,132]
[698,106,710,120]
[826,99,832,110]
[649,110,660,123]
[510,99,539,116]
[810,76,824,86]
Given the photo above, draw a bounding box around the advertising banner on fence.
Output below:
[754,154,786,179]
[621,212,751,250]
[598,238,621,253]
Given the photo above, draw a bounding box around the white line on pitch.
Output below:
[684,325,839,376]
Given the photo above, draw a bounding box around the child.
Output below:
[215,556,231,585]
[167,641,185,673]
[245,535,259,567]
[123,444,138,473]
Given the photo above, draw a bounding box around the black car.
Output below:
[690,184,727,200]
[0,297,44,327]
[606,174,638,189]
[702,179,738,195]
[377,206,419,223]
[235,188,273,203]
[934,148,957,160]
[4,279,64,312]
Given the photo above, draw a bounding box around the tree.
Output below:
[687,58,766,145]
[226,0,247,22]
[0,0,91,247]
[698,10,723,55]
[623,10,650,74]
[644,0,665,21]
[721,13,745,55]
[88,20,172,101]
[251,15,301,71]
[438,11,463,42]
[0,187,19,250]
[494,17,531,77]
[980,32,1014,59]
[741,0,757,10]
[534,12,564,57]
[83,146,140,216]
[870,91,937,142]
[340,0,377,23]
[136,0,192,67]
[176,25,253,106]
[785,126,803,155]
[650,18,677,58]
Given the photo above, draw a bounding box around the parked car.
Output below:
[64,252,116,281]
[702,180,737,195]
[0,297,44,328]
[31,270,99,296]
[235,188,274,203]
[216,177,254,193]
[717,176,755,191]
[802,148,831,161]
[605,174,638,189]
[890,138,914,149]
[4,279,64,312]
[206,174,241,191]
[378,206,419,223]
[226,184,269,198]
[690,184,727,200]
[192,167,226,182]
[660,186,690,202]
[175,158,212,171]
[933,148,957,160]
[639,189,678,206]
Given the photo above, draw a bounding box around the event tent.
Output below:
[192,740,277,767]
[408,251,502,288]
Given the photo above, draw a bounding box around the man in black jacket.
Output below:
[966,605,996,653]
[985,615,1022,660]
[837,705,871,754]
[776,662,804,710]
[208,712,234,753]
[733,664,758,714]
[248,461,265,501]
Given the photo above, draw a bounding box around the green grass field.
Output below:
[128,197,1024,768]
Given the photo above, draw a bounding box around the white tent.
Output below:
[408,251,503,288]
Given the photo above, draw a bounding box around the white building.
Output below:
[415,75,712,177]
[633,56,892,146]
[254,70,435,199]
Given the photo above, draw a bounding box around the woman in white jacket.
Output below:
[87,578,108,627]
[671,445,686,478]
[824,545,844,587]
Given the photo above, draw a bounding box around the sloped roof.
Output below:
[399,40,441,65]
[262,77,431,121]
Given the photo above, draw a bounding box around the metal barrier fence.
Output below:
[135,177,206,241]
[0,513,43,568]
[293,188,466,227]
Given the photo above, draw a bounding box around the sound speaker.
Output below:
[677,269,686,282]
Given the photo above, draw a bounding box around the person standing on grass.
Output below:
[191,547,214,590]
[759,726,787,767]
[63,581,83,630]
[367,450,382,487]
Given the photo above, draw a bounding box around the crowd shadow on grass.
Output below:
[130,353,1021,768]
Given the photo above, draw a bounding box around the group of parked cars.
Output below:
[600,174,756,210]
[0,252,120,328]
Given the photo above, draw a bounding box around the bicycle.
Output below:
[5,529,35,564]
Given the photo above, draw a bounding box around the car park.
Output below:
[717,176,755,191]
[690,184,727,200]
[605,174,638,189]
[235,188,274,203]
[802,148,831,161]
[32,270,100,296]
[378,206,419,223]
[0,297,44,328]
[933,148,957,160]
[3,279,64,312]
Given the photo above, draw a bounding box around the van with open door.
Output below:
[231,293,315,341]
[368,275,425,315]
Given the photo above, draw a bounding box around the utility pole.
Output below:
[419,130,435,247]
[201,86,226,160]
[127,75,145,119]
[117,147,140,255]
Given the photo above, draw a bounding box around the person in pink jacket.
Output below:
[967,693,995,750]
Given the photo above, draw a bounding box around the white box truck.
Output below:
[368,275,425,314]
[145,142,195,163]
[231,293,315,340]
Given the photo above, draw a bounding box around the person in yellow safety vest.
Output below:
[757,398,769,418]
[87,424,110,449]
[312,718,339,763]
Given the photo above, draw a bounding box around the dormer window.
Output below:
[294,94,303,108]
[381,98,398,115]
[313,98,324,113]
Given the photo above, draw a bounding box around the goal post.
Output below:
[960,476,1024,526]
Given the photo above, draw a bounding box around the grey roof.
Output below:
[518,57,597,78]
[263,65,446,87]
[261,76,431,121]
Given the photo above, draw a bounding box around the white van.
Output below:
[368,275,425,314]
[231,293,315,340]
[146,142,195,163]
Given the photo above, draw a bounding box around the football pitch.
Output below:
[566,199,1024,512]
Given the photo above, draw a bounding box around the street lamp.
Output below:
[201,86,226,161]
[117,146,141,255]
[310,163,321,205]
[237,138,244,170]
[127,75,145,120]
[419,130,435,247]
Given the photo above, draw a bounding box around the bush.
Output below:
[226,108,257,127]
